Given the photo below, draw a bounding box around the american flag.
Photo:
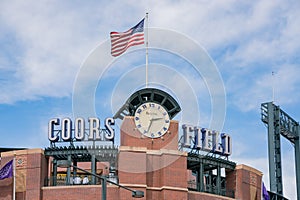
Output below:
[110,18,145,57]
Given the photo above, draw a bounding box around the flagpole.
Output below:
[272,71,275,103]
[145,12,149,88]
[13,153,16,200]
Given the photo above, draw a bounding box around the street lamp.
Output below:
[57,160,144,199]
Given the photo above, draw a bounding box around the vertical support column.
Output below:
[72,160,77,185]
[91,154,96,184]
[198,162,204,192]
[102,176,107,200]
[208,171,212,193]
[73,160,77,177]
[216,165,221,195]
[66,155,71,185]
[295,126,300,200]
[266,102,283,195]
[44,157,49,186]
[274,105,283,195]
[267,102,277,193]
[52,159,57,186]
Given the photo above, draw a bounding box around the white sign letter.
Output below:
[48,118,60,142]
[61,118,72,141]
[182,124,194,147]
[105,118,115,140]
[88,117,101,140]
[75,117,85,141]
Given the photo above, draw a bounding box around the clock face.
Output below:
[134,102,170,138]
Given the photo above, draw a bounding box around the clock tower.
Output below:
[116,88,188,199]
[116,88,181,150]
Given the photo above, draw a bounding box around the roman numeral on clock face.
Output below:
[134,102,170,139]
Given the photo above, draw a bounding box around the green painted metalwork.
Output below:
[113,88,181,120]
[45,145,118,164]
[187,152,236,198]
[66,155,71,185]
[91,154,96,184]
[45,145,118,186]
[52,159,57,186]
[261,102,299,199]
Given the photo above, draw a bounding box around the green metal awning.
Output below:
[44,145,118,164]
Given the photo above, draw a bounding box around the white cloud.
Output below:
[0,1,138,104]
[142,0,300,115]
[225,63,300,112]
[1,0,299,110]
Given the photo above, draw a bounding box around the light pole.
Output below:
[57,160,144,200]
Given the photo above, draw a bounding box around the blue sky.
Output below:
[1,1,300,199]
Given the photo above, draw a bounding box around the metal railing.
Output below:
[44,174,119,187]
[268,191,289,200]
[187,181,234,198]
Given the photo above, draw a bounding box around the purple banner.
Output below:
[0,160,13,180]
[262,182,270,200]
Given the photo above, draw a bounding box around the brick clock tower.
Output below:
[116,88,188,200]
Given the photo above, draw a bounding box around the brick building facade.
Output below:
[0,117,263,200]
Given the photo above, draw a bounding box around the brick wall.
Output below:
[42,185,146,200]
[0,155,13,200]
[188,191,235,200]
[120,116,179,150]
[118,146,188,199]
[226,164,263,200]
[226,168,236,196]
[0,149,47,200]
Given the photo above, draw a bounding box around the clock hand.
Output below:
[147,119,153,133]
[147,117,163,133]
[151,117,163,121]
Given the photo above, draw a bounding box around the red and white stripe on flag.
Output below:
[110,18,145,57]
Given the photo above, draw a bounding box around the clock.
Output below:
[134,102,170,138]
